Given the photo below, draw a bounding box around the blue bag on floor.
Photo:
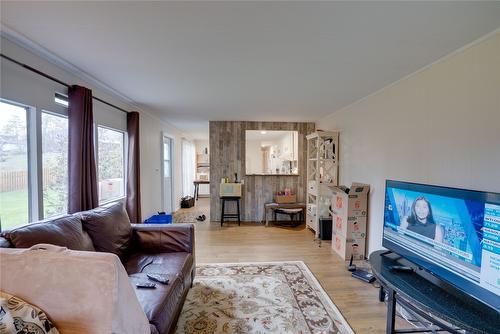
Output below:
[144,214,173,224]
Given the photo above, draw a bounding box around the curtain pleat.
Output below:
[126,111,141,223]
[68,85,98,213]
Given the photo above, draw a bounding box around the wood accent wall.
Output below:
[209,121,315,222]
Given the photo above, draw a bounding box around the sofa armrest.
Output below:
[131,223,194,254]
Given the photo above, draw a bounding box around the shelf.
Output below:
[306,130,339,239]
[308,158,337,162]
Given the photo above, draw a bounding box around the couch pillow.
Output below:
[78,202,132,259]
[2,215,95,251]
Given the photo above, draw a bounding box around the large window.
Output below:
[41,112,68,218]
[0,95,127,230]
[97,126,125,203]
[0,101,29,230]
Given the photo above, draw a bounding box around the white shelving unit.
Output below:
[196,153,210,196]
[306,131,339,237]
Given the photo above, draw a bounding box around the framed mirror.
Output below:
[245,130,299,175]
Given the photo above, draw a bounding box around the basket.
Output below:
[274,194,297,204]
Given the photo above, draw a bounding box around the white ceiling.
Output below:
[1,2,499,139]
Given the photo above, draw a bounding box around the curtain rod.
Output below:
[1,53,129,114]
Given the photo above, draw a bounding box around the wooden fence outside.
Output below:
[0,168,59,192]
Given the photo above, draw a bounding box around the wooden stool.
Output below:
[220,196,241,226]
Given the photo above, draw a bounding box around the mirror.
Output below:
[245,130,299,175]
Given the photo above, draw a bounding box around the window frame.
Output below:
[95,124,128,206]
[0,95,129,228]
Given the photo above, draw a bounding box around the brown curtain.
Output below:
[68,85,98,213]
[126,111,141,223]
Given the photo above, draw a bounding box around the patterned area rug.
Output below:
[173,210,206,223]
[175,262,354,334]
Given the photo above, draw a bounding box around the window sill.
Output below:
[99,196,126,207]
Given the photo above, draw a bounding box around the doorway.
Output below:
[162,135,174,213]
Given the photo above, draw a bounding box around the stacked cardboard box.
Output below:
[330,183,370,260]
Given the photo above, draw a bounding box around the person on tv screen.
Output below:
[401,196,443,243]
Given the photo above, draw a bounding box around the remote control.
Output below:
[389,265,414,272]
[136,282,156,289]
[147,273,170,285]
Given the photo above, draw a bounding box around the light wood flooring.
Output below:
[183,198,392,334]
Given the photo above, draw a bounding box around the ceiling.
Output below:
[1,2,499,139]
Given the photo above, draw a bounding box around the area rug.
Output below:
[175,261,354,334]
[173,210,206,223]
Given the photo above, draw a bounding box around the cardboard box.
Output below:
[330,183,369,238]
[333,215,367,238]
[329,183,369,260]
[332,231,366,261]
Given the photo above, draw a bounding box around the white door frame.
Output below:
[161,133,175,213]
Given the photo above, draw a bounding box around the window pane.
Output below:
[98,127,125,203]
[42,112,68,218]
[0,101,29,229]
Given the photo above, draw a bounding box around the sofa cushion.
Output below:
[1,215,95,251]
[78,202,132,259]
[125,252,194,288]
[75,202,132,259]
[129,273,184,334]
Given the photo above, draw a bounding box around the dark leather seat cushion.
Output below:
[125,252,194,288]
[129,273,184,334]
[78,202,132,259]
[1,215,95,251]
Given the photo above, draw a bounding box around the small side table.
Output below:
[220,196,241,226]
[193,180,210,200]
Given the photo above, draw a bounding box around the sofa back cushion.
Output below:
[78,202,132,258]
[1,215,95,251]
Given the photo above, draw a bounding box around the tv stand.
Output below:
[370,250,499,334]
[379,250,393,256]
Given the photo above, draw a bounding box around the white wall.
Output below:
[1,35,188,218]
[245,140,263,174]
[194,139,209,195]
[194,140,209,155]
[140,113,185,215]
[317,31,500,254]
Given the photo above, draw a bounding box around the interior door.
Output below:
[162,136,173,213]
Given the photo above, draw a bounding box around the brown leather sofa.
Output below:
[0,202,195,334]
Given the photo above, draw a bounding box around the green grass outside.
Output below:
[0,189,29,230]
[0,189,65,231]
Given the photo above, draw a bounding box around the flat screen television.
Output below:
[383,180,500,312]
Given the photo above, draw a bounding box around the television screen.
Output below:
[383,180,500,312]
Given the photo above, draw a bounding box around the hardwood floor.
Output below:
[184,198,391,333]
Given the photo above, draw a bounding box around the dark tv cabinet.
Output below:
[369,250,500,334]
